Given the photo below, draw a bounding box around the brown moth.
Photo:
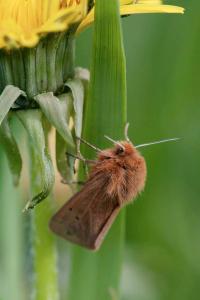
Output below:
[49,126,178,250]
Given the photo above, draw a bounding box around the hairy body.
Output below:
[50,141,146,250]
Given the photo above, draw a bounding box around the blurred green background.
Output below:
[1,0,199,299]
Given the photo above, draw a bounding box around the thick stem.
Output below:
[30,134,59,300]
[68,0,126,299]
[0,148,23,300]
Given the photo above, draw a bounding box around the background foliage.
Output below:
[0,0,199,299]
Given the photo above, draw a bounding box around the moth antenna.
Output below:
[124,122,130,142]
[104,135,125,150]
[135,137,180,149]
[76,136,101,152]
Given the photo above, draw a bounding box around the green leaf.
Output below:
[23,47,37,98]
[11,50,26,91]
[75,67,90,99]
[36,38,48,93]
[68,1,126,300]
[56,132,75,181]
[62,27,77,82]
[55,93,74,181]
[0,116,22,186]
[75,67,90,82]
[55,78,85,181]
[55,33,66,88]
[65,78,84,138]
[16,109,55,211]
[0,85,25,125]
[34,92,75,150]
[46,34,61,93]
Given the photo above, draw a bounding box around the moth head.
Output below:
[104,136,135,158]
[114,141,136,157]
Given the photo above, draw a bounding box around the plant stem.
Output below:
[0,147,23,300]
[30,134,59,300]
[68,0,127,299]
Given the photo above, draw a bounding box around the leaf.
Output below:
[56,132,75,182]
[16,109,55,211]
[68,1,126,300]
[55,77,85,182]
[55,93,75,181]
[0,116,22,186]
[0,85,26,125]
[36,38,48,92]
[23,48,38,98]
[65,78,85,138]
[34,92,75,150]
[75,67,90,82]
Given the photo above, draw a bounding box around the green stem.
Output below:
[30,131,59,300]
[68,0,126,299]
[0,147,23,300]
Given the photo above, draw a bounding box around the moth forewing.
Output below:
[49,175,121,250]
[93,206,120,250]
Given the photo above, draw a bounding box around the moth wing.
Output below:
[49,173,120,250]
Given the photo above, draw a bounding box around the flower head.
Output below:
[0,0,88,49]
[0,0,184,49]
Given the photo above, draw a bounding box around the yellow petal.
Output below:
[136,0,162,3]
[120,4,184,15]
[76,7,94,35]
[121,0,163,4]
[0,19,21,48]
[76,3,184,35]
[0,0,87,49]
[18,34,39,48]
[120,0,133,4]
[37,5,82,34]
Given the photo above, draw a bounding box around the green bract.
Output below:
[0,31,87,210]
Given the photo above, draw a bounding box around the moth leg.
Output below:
[65,151,95,165]
[61,179,85,185]
[75,138,97,176]
[76,136,101,152]
[65,151,96,176]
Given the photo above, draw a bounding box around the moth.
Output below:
[50,125,178,250]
